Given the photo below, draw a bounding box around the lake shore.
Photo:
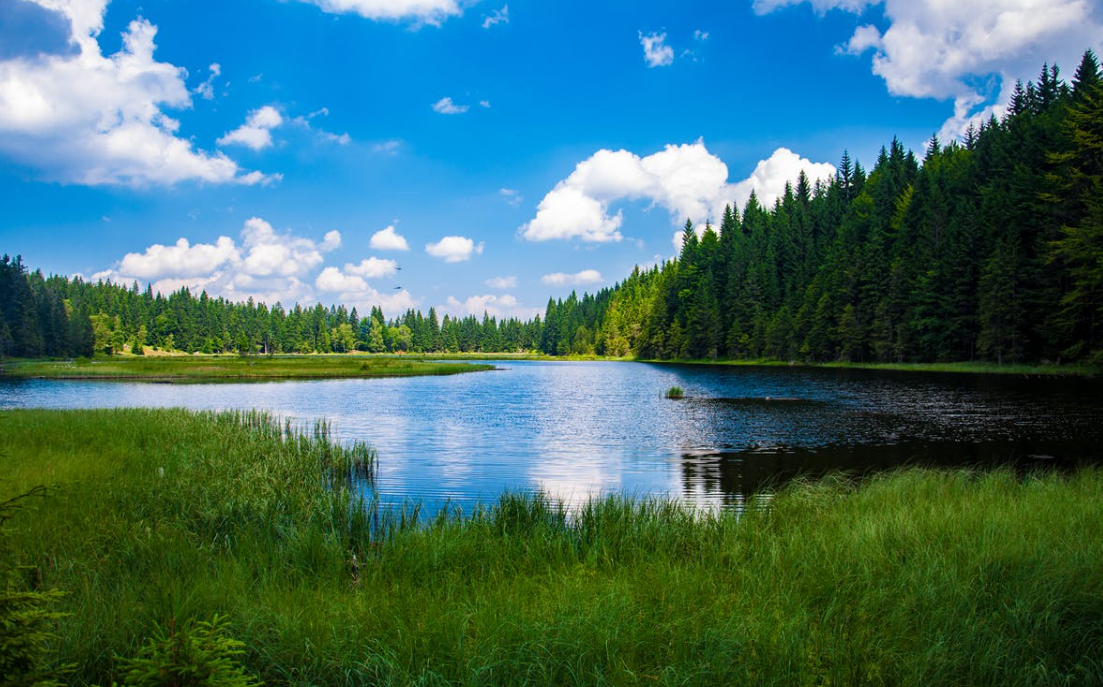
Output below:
[3,407,1101,686]
[0,354,494,380]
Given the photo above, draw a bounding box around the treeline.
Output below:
[543,52,1103,365]
[3,53,1101,364]
[0,258,541,357]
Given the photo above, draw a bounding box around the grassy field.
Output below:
[0,354,494,380]
[3,408,1102,686]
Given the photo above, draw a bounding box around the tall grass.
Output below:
[3,408,1102,685]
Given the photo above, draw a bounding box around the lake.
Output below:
[2,360,1101,513]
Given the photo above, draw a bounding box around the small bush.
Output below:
[665,386,684,399]
[115,615,261,687]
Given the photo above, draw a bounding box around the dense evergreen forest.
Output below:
[3,53,1101,364]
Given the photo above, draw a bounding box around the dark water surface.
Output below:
[2,361,1101,512]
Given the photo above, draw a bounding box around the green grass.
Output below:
[645,356,1103,376]
[0,355,493,380]
[3,408,1103,686]
[665,385,685,399]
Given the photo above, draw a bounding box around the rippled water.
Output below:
[2,361,1101,512]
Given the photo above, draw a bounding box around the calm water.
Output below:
[2,361,1102,512]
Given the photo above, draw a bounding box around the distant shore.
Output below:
[0,354,493,380]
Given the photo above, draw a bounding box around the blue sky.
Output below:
[2,0,1101,319]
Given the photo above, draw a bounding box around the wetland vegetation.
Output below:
[3,408,1102,686]
[0,355,492,380]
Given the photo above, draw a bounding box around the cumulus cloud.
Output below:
[0,1,272,186]
[218,105,283,151]
[95,217,343,306]
[639,30,674,67]
[290,0,462,25]
[541,270,603,287]
[485,275,517,289]
[316,266,368,292]
[520,142,834,243]
[344,256,398,279]
[482,5,508,28]
[117,236,239,279]
[425,235,484,262]
[432,96,468,114]
[757,0,1103,140]
[440,294,542,320]
[370,225,410,251]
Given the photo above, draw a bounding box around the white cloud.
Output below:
[520,142,834,243]
[291,0,462,25]
[370,225,410,251]
[639,31,674,67]
[218,105,283,151]
[485,275,517,289]
[441,294,541,320]
[482,5,508,28]
[432,96,469,114]
[194,63,221,100]
[479,100,491,108]
[345,257,398,279]
[0,3,271,186]
[95,217,344,306]
[316,266,368,292]
[425,235,484,262]
[694,29,710,41]
[499,187,523,206]
[118,236,239,279]
[758,0,1103,140]
[541,270,604,287]
[373,139,402,155]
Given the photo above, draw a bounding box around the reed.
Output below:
[665,385,685,399]
[2,409,1101,686]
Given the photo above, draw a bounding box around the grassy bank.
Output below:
[3,408,1102,686]
[644,356,1103,376]
[0,355,493,380]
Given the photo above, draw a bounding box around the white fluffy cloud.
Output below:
[432,96,468,114]
[425,235,484,262]
[541,270,604,287]
[485,275,517,289]
[97,217,342,305]
[218,106,283,151]
[345,257,398,279]
[370,225,410,251]
[756,0,1103,139]
[0,1,272,186]
[639,31,674,67]
[520,142,834,243]
[292,0,462,25]
[316,266,368,293]
[441,294,542,320]
[117,236,239,279]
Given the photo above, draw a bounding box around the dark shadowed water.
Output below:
[2,361,1101,513]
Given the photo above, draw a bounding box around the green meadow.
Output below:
[2,408,1101,686]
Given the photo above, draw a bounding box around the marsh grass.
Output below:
[2,408,1102,685]
[0,355,493,381]
[665,386,685,399]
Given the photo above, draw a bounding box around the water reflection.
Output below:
[1,361,1100,515]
